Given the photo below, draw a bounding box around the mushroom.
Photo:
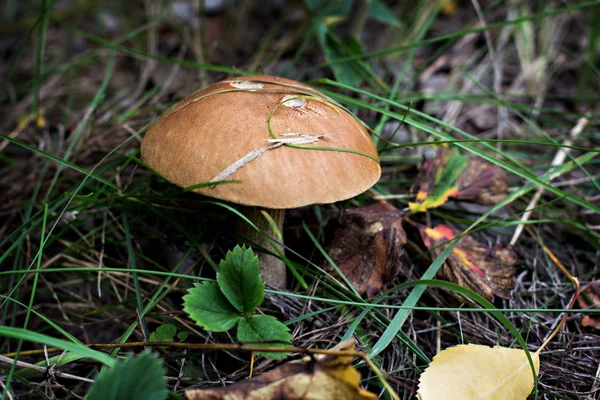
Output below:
[141,75,381,288]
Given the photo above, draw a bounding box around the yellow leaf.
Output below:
[35,108,47,128]
[440,0,457,15]
[417,344,540,400]
[408,186,458,213]
[186,339,377,400]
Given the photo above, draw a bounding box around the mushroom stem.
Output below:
[240,207,287,288]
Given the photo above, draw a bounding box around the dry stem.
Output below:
[510,117,589,246]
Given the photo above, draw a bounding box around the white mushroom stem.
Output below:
[240,207,286,288]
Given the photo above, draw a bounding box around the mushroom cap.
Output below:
[141,75,381,209]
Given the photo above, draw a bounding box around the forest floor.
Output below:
[1,1,600,399]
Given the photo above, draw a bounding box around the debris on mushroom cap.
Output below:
[228,80,264,90]
[281,95,307,109]
[141,75,381,209]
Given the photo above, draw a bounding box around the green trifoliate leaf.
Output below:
[217,245,264,314]
[183,282,241,332]
[237,315,292,359]
[87,351,167,400]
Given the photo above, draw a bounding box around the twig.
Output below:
[0,117,32,152]
[591,359,600,394]
[372,193,415,200]
[0,379,14,400]
[0,355,94,383]
[210,143,283,182]
[510,117,588,246]
[173,349,187,392]
[1,341,398,400]
[535,245,580,352]
[470,0,506,147]
[97,210,107,298]
[436,319,441,355]
[210,133,329,182]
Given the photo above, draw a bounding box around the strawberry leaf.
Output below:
[237,315,292,359]
[217,245,264,315]
[183,282,241,332]
[88,351,167,400]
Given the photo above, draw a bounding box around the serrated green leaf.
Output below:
[237,315,292,359]
[183,282,241,332]
[87,351,167,400]
[217,245,264,314]
[149,324,176,342]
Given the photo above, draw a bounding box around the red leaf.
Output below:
[455,157,508,204]
[577,285,600,330]
[418,224,517,300]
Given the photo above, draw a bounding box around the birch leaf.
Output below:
[183,282,241,332]
[417,344,540,400]
[186,339,377,400]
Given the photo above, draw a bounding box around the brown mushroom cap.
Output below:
[141,75,381,209]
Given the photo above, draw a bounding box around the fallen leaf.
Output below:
[409,147,467,212]
[35,108,47,129]
[418,224,516,300]
[182,282,241,332]
[185,339,377,400]
[325,203,406,298]
[417,344,540,400]
[454,156,509,204]
[409,147,508,213]
[576,284,600,329]
[439,0,457,15]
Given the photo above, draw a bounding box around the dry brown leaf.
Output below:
[409,147,508,213]
[325,203,406,298]
[185,339,377,400]
[417,344,540,400]
[454,157,508,205]
[418,224,516,300]
[576,284,600,329]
